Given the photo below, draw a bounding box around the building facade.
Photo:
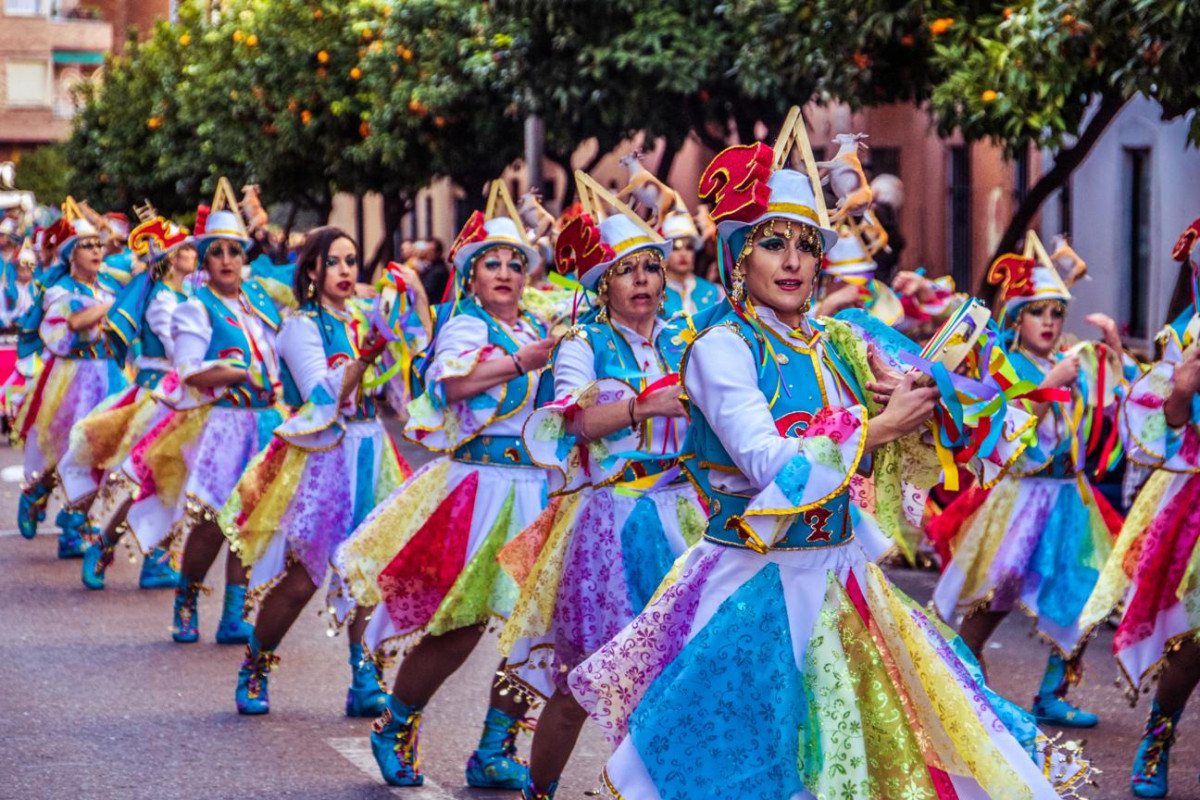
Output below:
[0,0,169,161]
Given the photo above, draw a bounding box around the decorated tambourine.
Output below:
[911,299,991,387]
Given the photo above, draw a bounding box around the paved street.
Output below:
[1,435,1197,800]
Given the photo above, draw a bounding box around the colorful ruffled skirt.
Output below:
[58,375,178,505]
[570,534,1093,799]
[18,356,127,484]
[497,481,706,701]
[335,457,548,654]
[932,474,1121,658]
[1081,469,1200,696]
[126,404,283,552]
[221,418,411,617]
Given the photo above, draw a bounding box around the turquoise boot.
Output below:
[214,585,254,644]
[172,579,202,643]
[138,547,180,589]
[345,642,388,717]
[370,695,424,786]
[55,508,88,559]
[522,780,559,799]
[17,481,51,539]
[1031,653,1098,728]
[235,636,277,715]
[81,540,115,590]
[1131,700,1182,798]
[465,707,530,789]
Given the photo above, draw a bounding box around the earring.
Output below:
[659,293,666,315]
[597,276,610,323]
[307,281,317,300]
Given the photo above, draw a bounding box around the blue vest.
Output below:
[664,276,721,318]
[195,283,280,409]
[448,299,548,467]
[280,303,376,420]
[560,317,690,481]
[684,302,864,551]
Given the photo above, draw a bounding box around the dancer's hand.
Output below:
[634,384,687,421]
[1042,354,1080,390]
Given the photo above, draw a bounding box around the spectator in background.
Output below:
[417,238,449,303]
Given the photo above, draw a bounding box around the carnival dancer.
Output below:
[15,198,127,558]
[1079,217,1200,798]
[932,231,1124,729]
[568,110,1092,799]
[73,215,196,590]
[661,198,722,318]
[129,186,283,645]
[496,175,704,800]
[220,227,417,716]
[2,237,36,326]
[335,182,555,789]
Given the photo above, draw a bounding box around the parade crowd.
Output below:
[4,109,1200,800]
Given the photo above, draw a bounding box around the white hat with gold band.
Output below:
[575,171,670,291]
[451,180,541,272]
[823,225,876,278]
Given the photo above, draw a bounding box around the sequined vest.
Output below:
[195,283,280,409]
[280,303,376,420]
[684,304,862,550]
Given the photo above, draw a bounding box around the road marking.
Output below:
[0,527,56,537]
[325,737,456,798]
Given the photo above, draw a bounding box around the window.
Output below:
[948,145,972,290]
[866,146,901,180]
[1012,146,1030,206]
[1124,148,1151,339]
[5,0,43,15]
[422,194,433,240]
[6,60,51,107]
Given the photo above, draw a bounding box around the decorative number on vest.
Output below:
[803,507,835,543]
[775,410,814,438]
[698,143,773,225]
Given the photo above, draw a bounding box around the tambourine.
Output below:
[912,299,991,387]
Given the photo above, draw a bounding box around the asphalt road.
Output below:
[1,434,1196,800]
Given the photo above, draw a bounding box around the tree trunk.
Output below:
[979,90,1128,299]
[368,192,408,279]
[655,137,680,183]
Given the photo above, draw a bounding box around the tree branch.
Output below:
[979,90,1128,299]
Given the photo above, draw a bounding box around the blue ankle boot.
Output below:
[465,707,530,789]
[138,548,180,589]
[81,540,115,590]
[214,585,254,644]
[345,642,388,718]
[235,636,277,715]
[1031,653,1098,728]
[172,579,202,643]
[18,481,50,539]
[370,695,424,786]
[1132,700,1182,798]
[522,779,559,799]
[55,508,88,559]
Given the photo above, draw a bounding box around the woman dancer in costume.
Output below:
[569,111,1092,800]
[221,227,417,716]
[1080,217,1200,798]
[335,184,555,789]
[932,233,1124,729]
[130,197,283,645]
[73,216,195,590]
[661,199,722,318]
[497,176,704,800]
[16,199,127,558]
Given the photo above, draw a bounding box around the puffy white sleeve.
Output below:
[277,315,329,403]
[170,298,216,379]
[552,334,597,400]
[144,290,181,361]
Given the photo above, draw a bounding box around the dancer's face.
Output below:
[71,236,104,278]
[205,240,245,296]
[470,246,526,316]
[604,249,665,327]
[1017,300,1065,359]
[170,246,198,279]
[742,220,821,328]
[316,236,358,307]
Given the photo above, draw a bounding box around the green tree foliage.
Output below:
[12,144,71,207]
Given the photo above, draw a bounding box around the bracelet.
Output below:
[628,397,638,427]
[511,353,526,376]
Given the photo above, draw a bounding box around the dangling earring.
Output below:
[658,292,666,315]
[597,275,610,323]
[307,280,317,300]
